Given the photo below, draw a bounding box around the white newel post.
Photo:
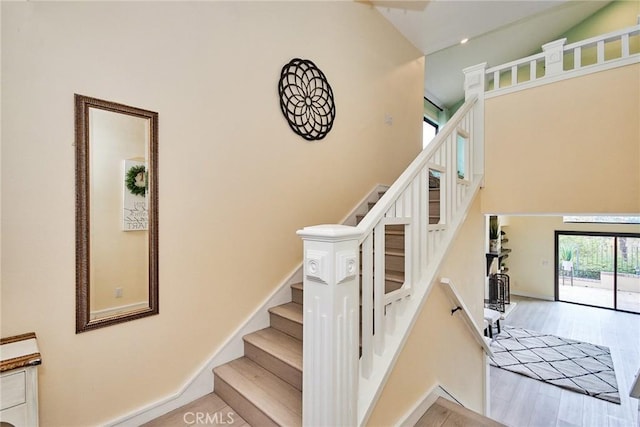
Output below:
[542,38,567,76]
[463,62,486,180]
[297,225,361,427]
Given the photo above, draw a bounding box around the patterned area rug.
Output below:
[489,326,620,404]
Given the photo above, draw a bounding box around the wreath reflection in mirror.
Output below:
[125,164,147,196]
[123,160,148,231]
[278,58,336,141]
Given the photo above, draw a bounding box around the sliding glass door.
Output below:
[617,236,640,313]
[556,232,640,314]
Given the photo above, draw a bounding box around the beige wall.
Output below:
[504,216,640,300]
[368,195,486,425]
[1,2,423,425]
[482,63,640,215]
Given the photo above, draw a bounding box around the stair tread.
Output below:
[269,302,303,325]
[416,397,505,427]
[385,249,405,257]
[142,393,245,426]
[385,229,404,235]
[214,357,302,427]
[290,282,303,291]
[386,271,404,282]
[244,327,302,372]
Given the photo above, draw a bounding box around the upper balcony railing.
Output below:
[483,23,640,96]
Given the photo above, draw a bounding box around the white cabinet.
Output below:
[0,333,41,427]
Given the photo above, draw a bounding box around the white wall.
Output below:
[1,2,424,425]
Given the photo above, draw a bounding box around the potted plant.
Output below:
[560,246,574,271]
[489,219,499,252]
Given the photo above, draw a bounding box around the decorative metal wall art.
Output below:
[278,58,336,141]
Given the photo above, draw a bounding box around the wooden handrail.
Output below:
[440,278,493,357]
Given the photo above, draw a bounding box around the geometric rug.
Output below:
[489,326,620,404]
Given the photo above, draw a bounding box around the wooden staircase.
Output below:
[146,187,442,426]
[213,293,303,425]
[144,95,491,426]
[212,190,414,426]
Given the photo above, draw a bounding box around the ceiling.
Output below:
[373,0,612,109]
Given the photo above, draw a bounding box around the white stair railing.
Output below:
[298,91,484,426]
[484,23,640,96]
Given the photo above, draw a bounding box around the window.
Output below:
[423,117,438,149]
[563,216,640,224]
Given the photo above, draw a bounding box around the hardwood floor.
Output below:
[142,393,248,427]
[490,296,640,427]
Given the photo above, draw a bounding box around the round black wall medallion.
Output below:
[278,58,336,141]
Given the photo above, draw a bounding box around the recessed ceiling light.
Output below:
[460,38,469,44]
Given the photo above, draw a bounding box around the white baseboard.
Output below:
[510,289,555,301]
[106,184,389,427]
[90,301,148,320]
[397,384,463,427]
[107,267,297,426]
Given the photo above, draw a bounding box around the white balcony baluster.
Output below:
[484,24,639,95]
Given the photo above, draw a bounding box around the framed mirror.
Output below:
[75,94,158,333]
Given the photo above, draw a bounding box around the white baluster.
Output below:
[467,118,474,178]
[393,198,402,218]
[447,137,454,224]
[529,60,536,81]
[411,176,422,285]
[403,188,412,220]
[597,40,605,64]
[297,225,361,427]
[373,222,386,355]
[575,46,582,69]
[419,168,428,271]
[622,34,630,57]
[360,234,374,379]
